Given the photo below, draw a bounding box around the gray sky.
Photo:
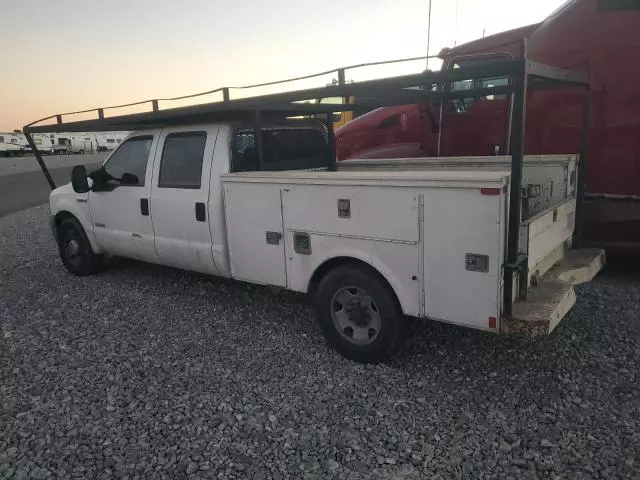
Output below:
[1,0,566,130]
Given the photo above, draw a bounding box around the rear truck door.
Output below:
[437,56,512,157]
[149,125,220,275]
[88,133,160,264]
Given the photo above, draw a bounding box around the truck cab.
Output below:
[50,121,331,278]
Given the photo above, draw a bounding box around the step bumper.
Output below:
[502,248,605,336]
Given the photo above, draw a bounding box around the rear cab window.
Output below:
[232,127,330,173]
[158,131,207,189]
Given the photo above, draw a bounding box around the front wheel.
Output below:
[56,217,103,276]
[314,264,405,363]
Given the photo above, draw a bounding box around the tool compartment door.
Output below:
[422,186,505,330]
[222,182,287,286]
[280,184,422,316]
[281,184,419,242]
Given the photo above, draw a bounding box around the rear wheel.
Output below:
[56,217,103,276]
[314,264,405,363]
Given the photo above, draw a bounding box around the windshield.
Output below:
[547,0,579,19]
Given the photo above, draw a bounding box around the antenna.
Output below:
[453,0,459,47]
[426,0,432,70]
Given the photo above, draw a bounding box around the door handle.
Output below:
[195,202,206,222]
[140,198,149,216]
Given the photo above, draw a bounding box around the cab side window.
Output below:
[102,136,152,186]
[158,132,207,189]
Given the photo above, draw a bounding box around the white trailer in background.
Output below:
[0,132,24,146]
[0,140,25,157]
[50,134,72,154]
[49,133,94,154]
[1,132,54,154]
[50,133,126,154]
[67,135,95,154]
[30,134,54,154]
[94,132,128,151]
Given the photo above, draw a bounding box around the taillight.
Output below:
[480,185,507,196]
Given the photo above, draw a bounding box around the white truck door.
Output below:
[149,126,220,275]
[88,134,160,264]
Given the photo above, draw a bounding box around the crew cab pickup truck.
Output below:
[48,119,603,362]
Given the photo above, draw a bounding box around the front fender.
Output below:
[51,198,102,254]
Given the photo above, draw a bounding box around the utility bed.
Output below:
[222,167,603,334]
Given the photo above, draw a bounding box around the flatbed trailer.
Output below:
[24,54,604,361]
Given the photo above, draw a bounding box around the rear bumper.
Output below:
[502,248,605,336]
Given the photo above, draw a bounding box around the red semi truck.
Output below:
[335,0,640,253]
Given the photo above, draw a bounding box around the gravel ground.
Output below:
[1,206,639,480]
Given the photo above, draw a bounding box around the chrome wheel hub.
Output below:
[331,286,381,345]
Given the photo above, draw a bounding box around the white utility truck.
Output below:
[28,56,603,362]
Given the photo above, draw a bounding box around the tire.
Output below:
[56,217,103,276]
[314,264,405,363]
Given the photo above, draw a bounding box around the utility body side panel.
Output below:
[280,183,422,316]
[285,233,422,317]
[339,155,577,220]
[221,170,509,326]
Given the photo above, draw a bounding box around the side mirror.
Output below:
[71,165,90,193]
[331,112,342,124]
[120,173,139,185]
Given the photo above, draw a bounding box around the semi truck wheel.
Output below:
[314,264,405,363]
[56,217,103,276]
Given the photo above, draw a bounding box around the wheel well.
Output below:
[53,211,76,233]
[308,257,403,313]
